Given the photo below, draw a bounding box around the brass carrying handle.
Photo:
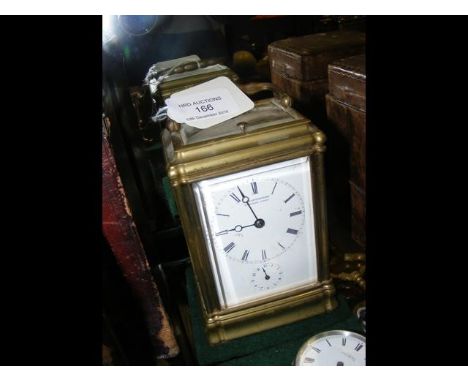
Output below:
[238,82,293,108]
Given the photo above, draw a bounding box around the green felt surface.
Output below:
[185,267,363,365]
[219,315,362,365]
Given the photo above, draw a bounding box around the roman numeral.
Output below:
[354,343,364,352]
[284,193,295,203]
[224,242,235,253]
[287,228,298,235]
[271,182,277,195]
[216,213,230,217]
[251,182,258,194]
[312,347,321,353]
[342,337,346,346]
[290,210,302,217]
[326,339,332,347]
[230,193,240,203]
[262,249,267,261]
[242,250,250,261]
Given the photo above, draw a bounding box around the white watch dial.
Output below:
[193,156,318,308]
[296,330,366,366]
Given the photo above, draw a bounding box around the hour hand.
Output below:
[237,186,260,221]
[237,186,248,203]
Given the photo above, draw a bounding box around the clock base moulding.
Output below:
[204,280,337,345]
[184,267,358,365]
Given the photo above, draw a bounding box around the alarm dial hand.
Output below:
[262,267,270,280]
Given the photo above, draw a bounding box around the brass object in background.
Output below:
[344,252,365,262]
[238,82,292,109]
[162,95,337,344]
[330,252,366,290]
[330,269,366,291]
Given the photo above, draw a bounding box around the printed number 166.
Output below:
[195,104,214,113]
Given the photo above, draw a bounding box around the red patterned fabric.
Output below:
[102,126,179,360]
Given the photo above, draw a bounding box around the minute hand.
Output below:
[237,186,259,220]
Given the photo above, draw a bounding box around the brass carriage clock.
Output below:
[162,88,337,345]
[145,56,239,104]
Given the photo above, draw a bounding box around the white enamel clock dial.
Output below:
[193,156,318,308]
[295,330,366,366]
[214,178,305,264]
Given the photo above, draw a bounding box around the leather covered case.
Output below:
[326,53,366,248]
[325,94,352,142]
[271,70,329,105]
[350,181,366,247]
[268,30,365,81]
[328,54,366,112]
[325,95,366,189]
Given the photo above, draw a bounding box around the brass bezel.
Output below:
[163,99,337,344]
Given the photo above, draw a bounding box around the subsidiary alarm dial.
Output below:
[250,262,283,291]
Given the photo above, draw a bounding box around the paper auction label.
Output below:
[167,88,238,122]
[165,76,254,129]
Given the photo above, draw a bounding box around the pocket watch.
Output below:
[295,330,366,366]
[163,91,337,344]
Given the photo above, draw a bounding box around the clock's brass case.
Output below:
[157,64,239,103]
[162,97,337,344]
